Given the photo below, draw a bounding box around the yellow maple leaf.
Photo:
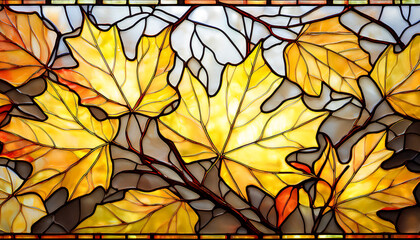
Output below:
[285,17,372,99]
[0,8,56,86]
[298,132,420,233]
[55,17,177,117]
[73,189,198,233]
[371,35,420,119]
[159,44,328,198]
[0,79,119,200]
[0,166,46,233]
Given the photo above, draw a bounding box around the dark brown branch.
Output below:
[113,117,271,234]
[163,139,279,233]
[140,153,262,234]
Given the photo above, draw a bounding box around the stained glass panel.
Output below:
[0,1,420,238]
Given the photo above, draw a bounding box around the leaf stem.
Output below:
[312,165,349,233]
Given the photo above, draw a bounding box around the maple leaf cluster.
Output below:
[0,7,419,234]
